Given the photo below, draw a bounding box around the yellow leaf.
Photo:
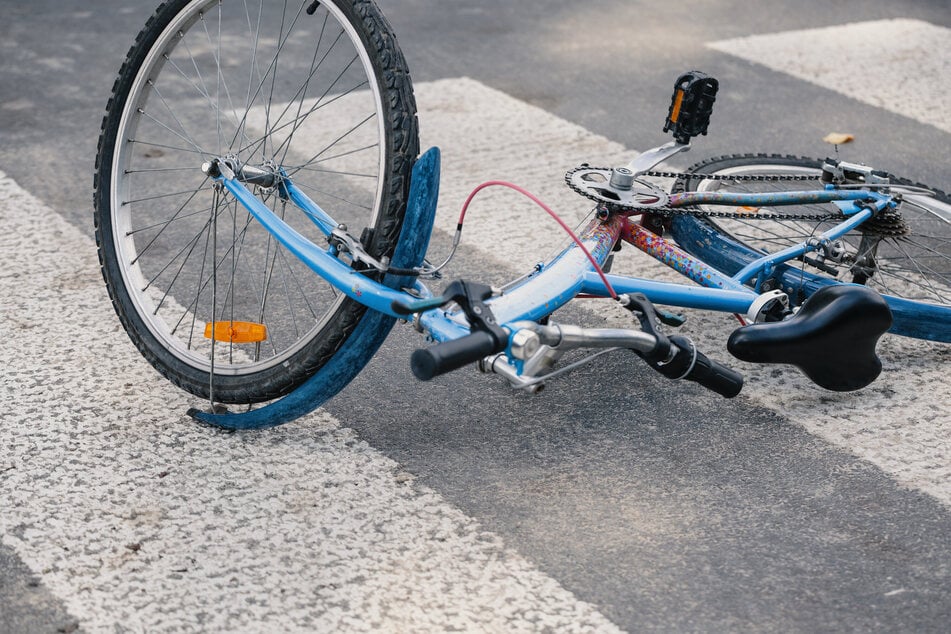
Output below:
[823,132,854,144]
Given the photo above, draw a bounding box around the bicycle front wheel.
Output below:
[670,154,951,342]
[94,0,418,403]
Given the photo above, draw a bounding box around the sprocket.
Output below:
[565,166,670,210]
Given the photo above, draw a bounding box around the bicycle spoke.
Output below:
[291,179,373,211]
[303,142,379,166]
[293,166,377,178]
[227,0,308,154]
[239,0,266,152]
[726,222,816,247]
[155,226,209,321]
[124,184,212,207]
[125,166,198,175]
[175,202,257,339]
[198,7,227,152]
[275,239,301,341]
[147,80,207,158]
[129,138,211,157]
[258,214,281,359]
[271,12,334,162]
[236,74,367,160]
[134,107,207,156]
[185,215,213,349]
[285,112,376,178]
[886,237,951,291]
[129,205,213,236]
[163,38,251,150]
[277,243,323,317]
[274,51,360,167]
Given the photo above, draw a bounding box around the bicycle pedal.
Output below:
[663,71,718,144]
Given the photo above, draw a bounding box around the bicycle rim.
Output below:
[97,0,415,401]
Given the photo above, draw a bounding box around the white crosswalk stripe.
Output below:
[708,19,951,133]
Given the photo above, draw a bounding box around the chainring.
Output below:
[565,166,670,210]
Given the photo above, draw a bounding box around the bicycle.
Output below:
[93,0,951,430]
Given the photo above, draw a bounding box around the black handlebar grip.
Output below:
[644,335,743,398]
[684,348,744,398]
[411,331,505,380]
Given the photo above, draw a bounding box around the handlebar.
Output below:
[410,325,742,398]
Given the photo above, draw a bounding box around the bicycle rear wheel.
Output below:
[94,0,418,403]
[670,154,951,342]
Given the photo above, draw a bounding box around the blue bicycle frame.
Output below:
[218,154,890,337]
[191,146,894,428]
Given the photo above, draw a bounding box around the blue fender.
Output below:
[189,147,441,429]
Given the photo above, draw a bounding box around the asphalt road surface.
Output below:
[1,1,950,632]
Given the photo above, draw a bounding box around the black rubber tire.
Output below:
[670,154,951,342]
[94,0,419,403]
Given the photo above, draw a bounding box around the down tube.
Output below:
[620,219,751,293]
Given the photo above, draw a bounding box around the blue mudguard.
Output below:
[189,147,441,429]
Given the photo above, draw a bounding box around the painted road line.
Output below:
[0,170,620,631]
[708,19,951,134]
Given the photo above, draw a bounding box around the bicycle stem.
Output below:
[507,320,658,354]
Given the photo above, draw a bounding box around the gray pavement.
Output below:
[1,0,950,631]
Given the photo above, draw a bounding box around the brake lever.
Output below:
[617,293,671,363]
[392,279,506,337]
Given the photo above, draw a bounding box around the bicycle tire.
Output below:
[669,154,951,343]
[94,0,419,403]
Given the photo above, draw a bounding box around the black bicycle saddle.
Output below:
[727,285,893,391]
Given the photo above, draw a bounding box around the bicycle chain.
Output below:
[641,169,818,182]
[564,166,844,221]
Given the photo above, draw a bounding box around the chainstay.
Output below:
[564,166,844,220]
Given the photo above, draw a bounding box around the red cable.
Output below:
[458,181,618,299]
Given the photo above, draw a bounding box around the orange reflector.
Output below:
[670,89,685,123]
[204,321,268,343]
